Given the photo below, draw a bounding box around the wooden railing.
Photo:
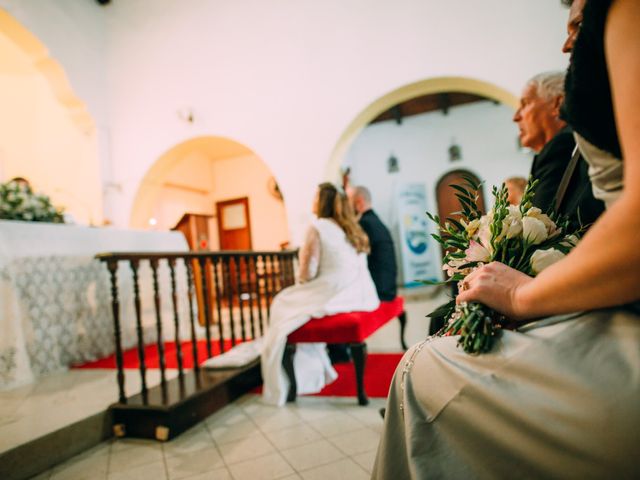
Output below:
[96,250,297,405]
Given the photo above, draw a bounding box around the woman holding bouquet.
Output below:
[372,1,640,478]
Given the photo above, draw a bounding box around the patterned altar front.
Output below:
[0,220,189,390]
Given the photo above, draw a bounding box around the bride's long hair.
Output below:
[316,182,370,254]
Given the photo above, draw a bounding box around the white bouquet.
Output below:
[0,179,65,223]
[427,177,582,354]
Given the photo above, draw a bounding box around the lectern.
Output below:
[172,213,214,326]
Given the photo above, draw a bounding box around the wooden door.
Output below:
[435,170,486,257]
[216,197,252,251]
[216,197,252,300]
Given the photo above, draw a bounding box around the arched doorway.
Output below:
[435,169,486,260]
[130,136,290,252]
[334,77,530,290]
[436,169,486,226]
[0,9,94,133]
[0,9,101,224]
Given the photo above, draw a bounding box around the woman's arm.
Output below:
[458,0,640,319]
[297,225,320,283]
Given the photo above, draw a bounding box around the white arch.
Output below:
[0,8,94,133]
[325,76,519,181]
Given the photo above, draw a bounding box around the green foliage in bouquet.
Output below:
[0,180,65,223]
[426,175,583,355]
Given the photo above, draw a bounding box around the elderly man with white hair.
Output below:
[513,71,603,227]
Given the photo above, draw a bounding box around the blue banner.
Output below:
[396,183,439,286]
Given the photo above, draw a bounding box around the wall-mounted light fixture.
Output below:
[388,154,399,173]
[177,107,194,124]
[448,141,462,162]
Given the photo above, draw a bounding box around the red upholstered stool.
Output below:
[283,296,407,405]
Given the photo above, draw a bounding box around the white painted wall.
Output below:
[0,0,571,245]
[345,100,533,279]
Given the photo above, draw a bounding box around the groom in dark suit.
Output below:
[350,186,397,301]
[513,71,604,228]
[327,185,398,364]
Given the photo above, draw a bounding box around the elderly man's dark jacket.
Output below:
[359,209,397,301]
[530,125,604,229]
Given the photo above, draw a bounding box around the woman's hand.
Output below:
[456,262,535,321]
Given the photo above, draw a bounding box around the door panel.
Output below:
[435,170,486,258]
[216,197,252,299]
[216,197,252,251]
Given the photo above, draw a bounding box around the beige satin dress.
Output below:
[371,137,640,479]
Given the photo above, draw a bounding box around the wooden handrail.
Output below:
[96,249,298,405]
[96,249,297,261]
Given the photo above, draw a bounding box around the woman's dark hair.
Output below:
[316,182,370,254]
[561,0,574,6]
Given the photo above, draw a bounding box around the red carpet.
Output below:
[305,353,402,398]
[73,341,402,398]
[72,339,246,370]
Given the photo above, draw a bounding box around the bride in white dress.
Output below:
[261,182,379,406]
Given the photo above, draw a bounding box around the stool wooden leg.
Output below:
[398,310,408,350]
[350,342,369,406]
[283,344,297,402]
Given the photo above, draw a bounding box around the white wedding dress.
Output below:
[260,218,379,406]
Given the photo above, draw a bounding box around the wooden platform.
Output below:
[111,361,262,441]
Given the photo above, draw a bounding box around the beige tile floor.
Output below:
[32,394,387,480]
[0,287,447,479]
[0,368,180,455]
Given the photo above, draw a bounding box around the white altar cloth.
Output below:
[0,220,190,390]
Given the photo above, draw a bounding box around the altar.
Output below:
[0,220,189,390]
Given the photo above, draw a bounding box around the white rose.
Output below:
[526,207,542,216]
[530,248,566,274]
[522,217,548,244]
[503,219,523,239]
[502,205,523,239]
[525,207,557,234]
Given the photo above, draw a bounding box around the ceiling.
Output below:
[369,91,496,125]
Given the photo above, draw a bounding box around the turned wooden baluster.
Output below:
[222,257,237,348]
[276,254,284,289]
[235,256,247,342]
[107,259,126,404]
[212,257,225,356]
[264,255,274,319]
[149,259,167,395]
[278,255,288,290]
[185,259,200,371]
[285,254,296,287]
[198,257,213,357]
[245,256,257,340]
[129,259,148,402]
[168,258,184,376]
[251,256,265,337]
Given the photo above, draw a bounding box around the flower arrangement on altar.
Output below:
[0,179,65,223]
[427,176,582,354]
